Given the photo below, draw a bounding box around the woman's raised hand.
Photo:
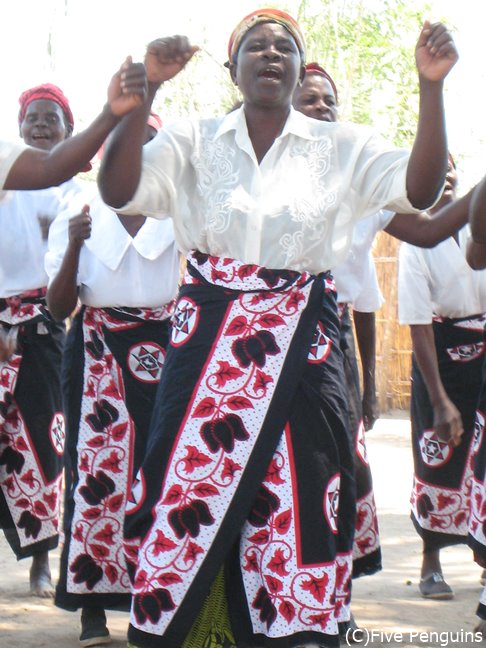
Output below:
[415,21,458,82]
[145,36,199,85]
[108,57,147,117]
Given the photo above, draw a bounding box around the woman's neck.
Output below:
[116,213,146,237]
[243,104,290,164]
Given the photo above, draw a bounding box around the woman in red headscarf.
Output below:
[0,59,147,194]
[293,64,478,636]
[98,8,457,648]
[0,82,84,599]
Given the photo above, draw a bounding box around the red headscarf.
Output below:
[305,62,338,102]
[227,8,306,64]
[18,83,74,131]
[147,111,163,132]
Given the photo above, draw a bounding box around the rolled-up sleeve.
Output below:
[115,120,195,219]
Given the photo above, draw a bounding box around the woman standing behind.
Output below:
[292,65,474,623]
[45,115,180,646]
[0,84,79,598]
[398,159,485,599]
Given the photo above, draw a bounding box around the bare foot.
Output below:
[30,552,54,598]
[475,619,486,639]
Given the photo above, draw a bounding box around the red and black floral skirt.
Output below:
[0,289,65,559]
[55,304,172,612]
[412,313,485,552]
[125,252,355,648]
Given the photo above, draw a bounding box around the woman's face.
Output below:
[19,99,70,150]
[292,73,338,122]
[231,22,304,109]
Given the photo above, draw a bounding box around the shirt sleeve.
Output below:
[350,127,441,217]
[115,119,195,218]
[0,140,27,194]
[352,254,384,312]
[397,243,433,324]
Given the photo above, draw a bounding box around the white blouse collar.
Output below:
[214,105,324,144]
[86,195,175,271]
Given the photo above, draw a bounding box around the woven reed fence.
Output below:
[368,231,412,414]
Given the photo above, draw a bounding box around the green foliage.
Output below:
[294,0,432,146]
[150,0,436,147]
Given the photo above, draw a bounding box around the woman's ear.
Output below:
[299,64,306,86]
[229,61,238,86]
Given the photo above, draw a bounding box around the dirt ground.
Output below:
[0,413,484,647]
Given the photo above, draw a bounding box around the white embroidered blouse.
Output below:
[115,106,420,274]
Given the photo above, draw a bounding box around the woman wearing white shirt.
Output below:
[398,163,486,601]
[0,61,146,197]
[45,117,180,647]
[0,84,87,600]
[98,9,457,648]
[463,173,486,635]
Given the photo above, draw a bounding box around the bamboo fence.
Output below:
[369,231,412,414]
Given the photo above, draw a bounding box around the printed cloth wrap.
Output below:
[468,317,486,621]
[125,251,355,648]
[0,288,65,558]
[338,303,381,577]
[412,314,486,550]
[55,304,173,612]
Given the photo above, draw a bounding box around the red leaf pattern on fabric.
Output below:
[301,574,329,604]
[193,397,217,419]
[265,458,285,485]
[193,483,220,497]
[182,445,212,473]
[279,600,295,623]
[267,548,290,576]
[184,542,204,564]
[257,314,286,329]
[162,485,183,505]
[226,316,249,336]
[274,509,292,535]
[226,395,253,411]
[264,574,283,593]
[152,530,177,556]
[99,450,123,474]
[156,572,183,586]
[213,361,244,387]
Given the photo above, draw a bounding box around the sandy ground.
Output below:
[0,413,484,647]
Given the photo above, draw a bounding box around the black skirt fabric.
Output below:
[125,252,354,648]
[411,314,485,550]
[0,289,64,559]
[338,304,381,578]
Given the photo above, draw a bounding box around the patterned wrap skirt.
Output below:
[411,314,486,549]
[125,251,355,648]
[338,304,381,578]
[467,318,486,620]
[55,304,172,612]
[0,289,65,559]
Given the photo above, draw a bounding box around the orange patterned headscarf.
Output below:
[227,8,306,63]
